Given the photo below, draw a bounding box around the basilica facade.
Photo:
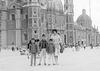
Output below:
[0,0,99,48]
[75,9,100,46]
[0,0,73,48]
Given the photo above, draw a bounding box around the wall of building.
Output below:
[0,0,100,48]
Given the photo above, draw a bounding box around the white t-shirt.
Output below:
[51,34,62,44]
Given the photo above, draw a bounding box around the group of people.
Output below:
[27,29,63,66]
[74,41,86,51]
[74,41,95,51]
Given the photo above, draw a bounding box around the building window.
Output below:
[12,14,15,20]
[41,14,44,23]
[29,0,31,2]
[25,15,28,23]
[16,0,22,3]
[28,18,32,27]
[20,9,23,14]
[25,15,28,19]
[13,6,15,8]
[28,7,32,17]
[81,23,83,26]
[33,11,37,16]
[65,5,68,10]
[0,16,1,20]
[66,0,68,3]
[33,8,37,16]
[34,30,37,33]
[34,20,36,23]
[34,11,36,14]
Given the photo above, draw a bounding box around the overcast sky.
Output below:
[62,0,100,31]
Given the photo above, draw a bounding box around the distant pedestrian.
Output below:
[46,39,55,65]
[78,41,80,47]
[38,34,48,65]
[16,47,19,51]
[84,44,86,50]
[12,47,15,51]
[90,44,93,49]
[29,38,38,66]
[51,29,62,65]
[0,47,1,52]
[75,43,79,51]
[81,41,85,50]
[11,42,15,51]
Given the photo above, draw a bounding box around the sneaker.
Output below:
[56,63,59,65]
[30,64,32,66]
[44,63,46,65]
[38,63,41,66]
[48,64,50,66]
[53,64,56,65]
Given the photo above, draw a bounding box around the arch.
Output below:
[8,2,21,9]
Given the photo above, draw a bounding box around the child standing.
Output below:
[47,39,55,65]
[38,34,48,65]
[29,38,38,66]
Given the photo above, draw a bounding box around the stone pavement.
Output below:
[0,47,100,71]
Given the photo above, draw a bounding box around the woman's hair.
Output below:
[42,34,45,37]
[52,29,57,33]
[49,39,53,41]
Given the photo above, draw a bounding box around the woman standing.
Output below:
[51,29,62,65]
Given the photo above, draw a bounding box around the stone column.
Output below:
[86,30,88,46]
[1,11,7,48]
[16,9,21,48]
[94,32,97,46]
[74,29,76,44]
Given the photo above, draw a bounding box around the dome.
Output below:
[47,0,63,12]
[76,9,92,29]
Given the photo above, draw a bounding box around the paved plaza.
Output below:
[0,47,100,71]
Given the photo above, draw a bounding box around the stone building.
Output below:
[64,0,74,45]
[0,0,99,48]
[0,0,74,48]
[75,9,100,46]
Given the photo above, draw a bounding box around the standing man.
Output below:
[51,29,62,65]
[29,38,38,66]
[38,34,48,65]
[90,43,93,49]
